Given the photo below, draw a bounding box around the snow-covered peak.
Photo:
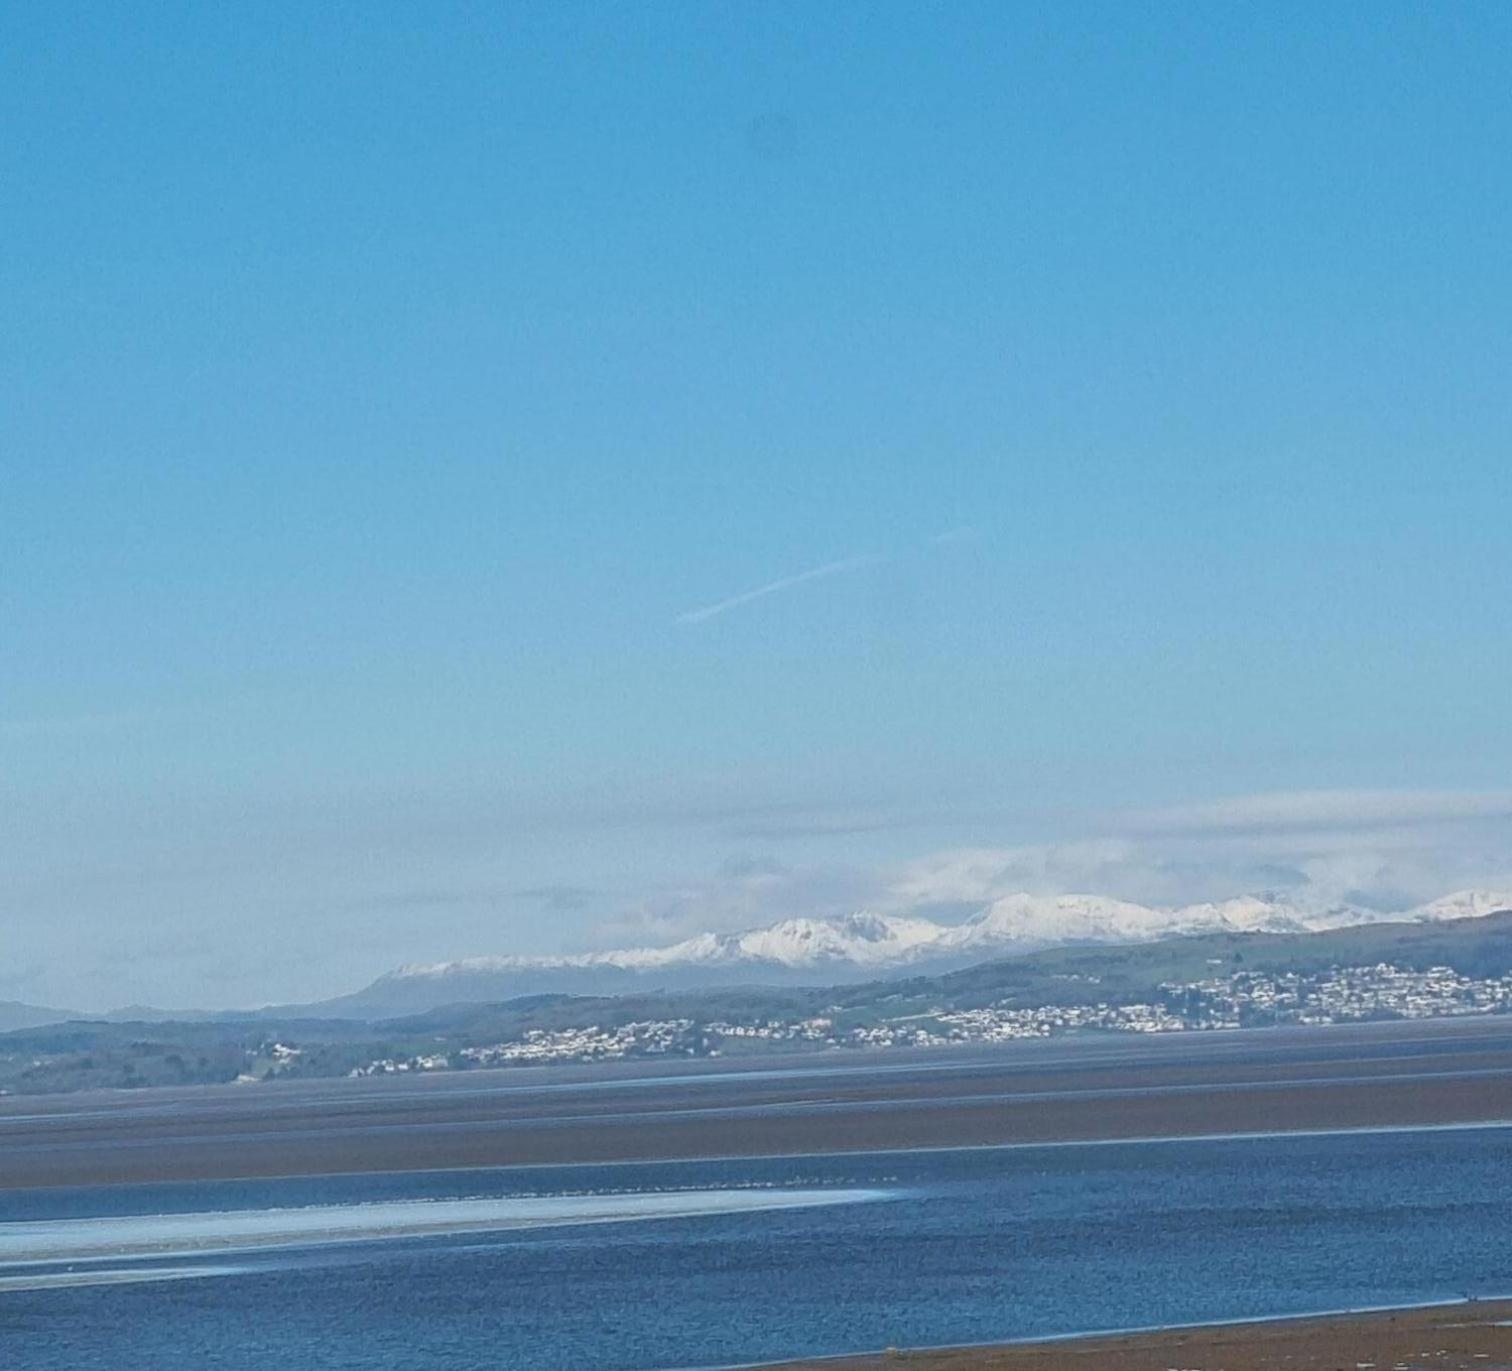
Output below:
[727,912,946,967]
[381,887,1510,990]
[945,892,1173,950]
[1167,894,1320,936]
[1411,889,1512,921]
[388,912,949,981]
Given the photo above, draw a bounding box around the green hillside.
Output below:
[3,912,1509,1095]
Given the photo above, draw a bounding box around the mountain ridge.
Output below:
[325,887,1512,1019]
[15,890,1509,1027]
[5,910,1512,1096]
[0,1000,87,1034]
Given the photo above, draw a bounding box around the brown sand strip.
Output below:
[2,1066,1511,1189]
[760,1299,1512,1371]
[3,1021,1510,1189]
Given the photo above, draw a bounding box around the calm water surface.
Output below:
[2,1124,1509,1369]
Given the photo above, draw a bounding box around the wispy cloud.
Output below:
[676,554,880,625]
[882,790,1512,917]
[1127,789,1512,837]
[583,789,1512,953]
[674,525,987,626]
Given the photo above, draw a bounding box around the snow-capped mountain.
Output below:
[394,912,945,980]
[1411,889,1512,921]
[320,888,1512,1018]
[943,892,1181,949]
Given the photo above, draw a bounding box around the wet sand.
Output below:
[2,1018,1510,1190]
[760,1300,1512,1370]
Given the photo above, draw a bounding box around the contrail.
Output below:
[676,555,880,625]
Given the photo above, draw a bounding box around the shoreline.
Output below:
[10,1115,1512,1200]
[3,1019,1509,1190]
[748,1299,1512,1370]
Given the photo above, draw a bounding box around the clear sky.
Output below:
[4,2,1511,1011]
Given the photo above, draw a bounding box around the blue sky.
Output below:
[3,2,1511,1009]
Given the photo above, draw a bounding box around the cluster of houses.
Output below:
[348,1050,452,1076]
[704,1017,836,1043]
[343,961,1512,1077]
[1180,962,1512,1026]
[931,1001,1186,1041]
[931,962,1512,1042]
[456,1019,698,1066]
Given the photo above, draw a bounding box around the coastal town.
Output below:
[347,960,1512,1076]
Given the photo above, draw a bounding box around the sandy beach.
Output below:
[760,1300,1512,1371]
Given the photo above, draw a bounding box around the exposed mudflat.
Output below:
[759,1299,1512,1370]
[2,1018,1510,1189]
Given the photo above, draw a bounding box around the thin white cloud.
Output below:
[1128,789,1512,836]
[876,791,1512,918]
[580,794,1512,956]
[588,788,1512,952]
[676,554,880,625]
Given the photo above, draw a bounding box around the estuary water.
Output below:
[2,1124,1510,1369]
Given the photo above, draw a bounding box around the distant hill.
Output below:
[4,910,1509,1096]
[391,908,1512,1037]
[290,890,1512,1020]
[876,906,1512,1015]
[0,1001,80,1033]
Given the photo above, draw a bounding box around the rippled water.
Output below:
[3,1124,1510,1370]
